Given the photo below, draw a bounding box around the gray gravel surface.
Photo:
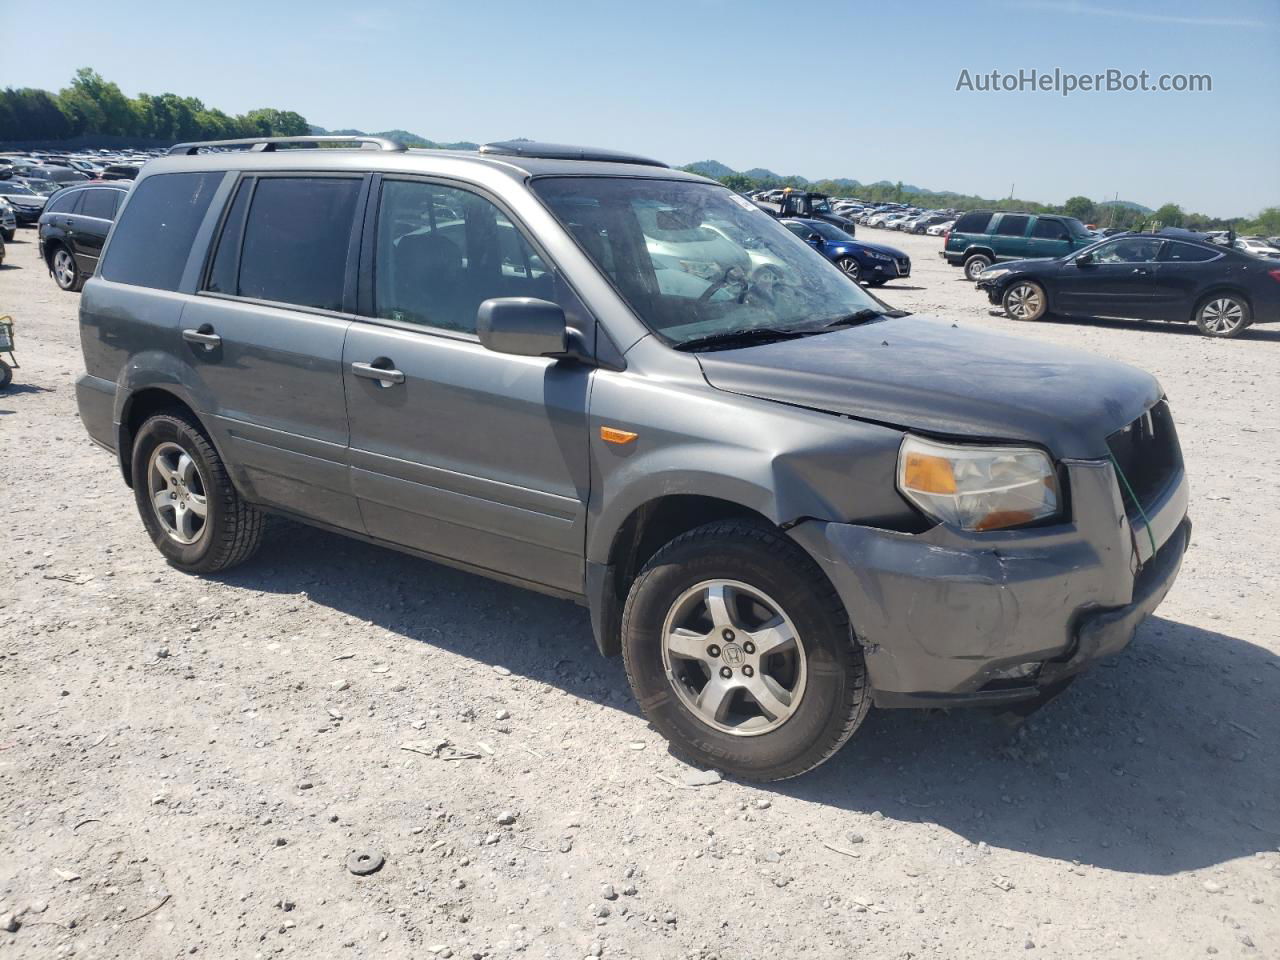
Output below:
[1,227,1277,959]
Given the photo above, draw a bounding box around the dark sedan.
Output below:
[0,178,48,225]
[781,218,910,286]
[975,229,1280,338]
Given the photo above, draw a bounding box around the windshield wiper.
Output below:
[673,327,809,352]
[821,309,884,328]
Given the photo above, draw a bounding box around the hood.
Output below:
[696,314,1160,459]
[2,193,45,207]
[841,239,905,258]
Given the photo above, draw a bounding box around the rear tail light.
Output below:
[943,230,951,244]
[1268,269,1280,284]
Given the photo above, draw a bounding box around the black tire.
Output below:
[50,245,84,292]
[0,361,11,391]
[866,279,887,288]
[131,412,265,573]
[1193,292,1251,338]
[2,229,13,243]
[836,256,861,282]
[963,253,993,281]
[1002,279,1048,321]
[621,519,871,782]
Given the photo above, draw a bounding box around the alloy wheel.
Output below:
[1005,282,1043,320]
[53,249,77,289]
[146,442,209,545]
[838,258,861,281]
[660,579,807,737]
[1200,298,1244,335]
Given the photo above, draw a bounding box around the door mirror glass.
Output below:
[807,233,822,243]
[1074,251,1093,266]
[477,297,567,357]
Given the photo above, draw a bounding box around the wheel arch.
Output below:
[1191,285,1253,322]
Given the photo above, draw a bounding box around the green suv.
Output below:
[942,210,1094,280]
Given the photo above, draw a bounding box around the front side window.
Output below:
[44,191,82,215]
[1093,237,1164,263]
[1031,219,1069,241]
[208,176,361,311]
[101,172,222,291]
[532,177,887,348]
[372,179,552,333]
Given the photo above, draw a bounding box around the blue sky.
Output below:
[6,0,1277,217]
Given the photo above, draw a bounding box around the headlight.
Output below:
[978,267,1010,281]
[897,436,1059,531]
[865,250,891,261]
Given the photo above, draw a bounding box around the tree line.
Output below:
[0,68,309,144]
[705,171,1278,237]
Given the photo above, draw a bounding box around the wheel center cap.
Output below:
[721,643,745,666]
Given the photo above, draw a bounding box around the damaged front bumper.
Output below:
[788,458,1190,708]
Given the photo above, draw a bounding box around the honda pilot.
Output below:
[76,137,1190,781]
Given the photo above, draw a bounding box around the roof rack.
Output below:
[168,135,407,156]
[478,140,668,168]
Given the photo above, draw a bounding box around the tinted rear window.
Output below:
[101,172,221,290]
[233,177,361,311]
[953,211,992,233]
[995,215,1030,236]
[45,191,81,215]
[80,188,121,220]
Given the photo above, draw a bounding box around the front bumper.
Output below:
[788,458,1190,707]
[866,256,910,279]
[10,206,43,225]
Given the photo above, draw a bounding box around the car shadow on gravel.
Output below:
[217,523,1278,876]
[1039,314,1280,342]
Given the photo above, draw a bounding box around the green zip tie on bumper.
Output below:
[1108,451,1158,561]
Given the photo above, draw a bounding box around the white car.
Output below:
[1235,237,1280,258]
[864,211,899,227]
[926,220,955,236]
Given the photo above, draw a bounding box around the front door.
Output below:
[1055,236,1165,318]
[1027,217,1073,260]
[343,177,592,594]
[181,173,367,530]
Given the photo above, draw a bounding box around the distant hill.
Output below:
[1098,199,1154,214]
[309,125,478,150]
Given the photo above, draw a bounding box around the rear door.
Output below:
[342,176,592,594]
[991,214,1031,260]
[1055,236,1164,318]
[180,173,367,531]
[1028,217,1073,260]
[70,187,123,274]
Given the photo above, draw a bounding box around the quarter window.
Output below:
[1159,241,1218,263]
[208,177,361,311]
[372,179,552,333]
[101,172,222,291]
[995,215,1030,237]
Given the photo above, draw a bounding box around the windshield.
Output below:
[1062,217,1091,238]
[0,181,37,196]
[532,177,885,347]
[808,196,831,213]
[804,220,855,242]
[26,180,59,195]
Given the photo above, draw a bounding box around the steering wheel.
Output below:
[698,264,750,303]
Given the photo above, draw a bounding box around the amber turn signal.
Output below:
[600,426,638,445]
[901,451,957,494]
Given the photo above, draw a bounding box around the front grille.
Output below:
[1106,400,1182,516]
[896,257,911,275]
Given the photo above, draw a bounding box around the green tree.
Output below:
[57,67,136,136]
[1153,203,1185,228]
[1062,195,1096,222]
[717,172,754,193]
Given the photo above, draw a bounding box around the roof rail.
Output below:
[478,140,668,168]
[168,135,407,156]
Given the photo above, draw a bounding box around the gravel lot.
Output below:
[1,225,1277,960]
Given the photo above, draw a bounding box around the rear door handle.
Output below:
[182,325,222,350]
[351,360,405,386]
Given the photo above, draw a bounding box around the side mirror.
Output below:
[1074,252,1093,266]
[477,297,568,357]
[807,233,823,244]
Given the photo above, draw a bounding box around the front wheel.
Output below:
[1194,293,1250,338]
[131,412,266,573]
[0,360,11,391]
[1002,280,1047,321]
[51,247,83,292]
[2,229,13,243]
[621,520,871,781]
[836,257,861,282]
[963,253,993,280]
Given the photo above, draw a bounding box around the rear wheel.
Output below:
[963,253,993,280]
[1194,293,1250,338]
[51,246,82,292]
[0,361,11,391]
[1003,280,1047,321]
[131,412,265,573]
[621,520,871,781]
[836,257,861,282]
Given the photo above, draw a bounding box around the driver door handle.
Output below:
[351,360,405,385]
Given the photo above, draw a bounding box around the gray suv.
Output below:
[76,136,1191,781]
